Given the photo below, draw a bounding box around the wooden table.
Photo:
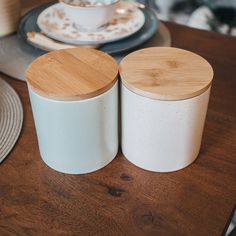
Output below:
[1,2,236,236]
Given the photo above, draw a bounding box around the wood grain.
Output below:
[26,48,118,100]
[0,3,236,235]
[119,47,214,100]
[0,0,21,37]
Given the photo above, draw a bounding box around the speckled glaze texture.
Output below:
[121,84,211,172]
[28,82,118,174]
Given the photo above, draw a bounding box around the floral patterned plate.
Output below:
[18,1,159,54]
[37,1,145,45]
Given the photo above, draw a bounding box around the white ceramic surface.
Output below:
[37,2,145,45]
[60,0,119,31]
[28,82,118,174]
[121,84,211,172]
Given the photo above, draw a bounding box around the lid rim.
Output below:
[27,79,118,102]
[121,78,212,101]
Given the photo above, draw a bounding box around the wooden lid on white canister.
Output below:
[26,48,118,100]
[119,47,214,100]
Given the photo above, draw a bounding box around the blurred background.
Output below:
[136,0,236,36]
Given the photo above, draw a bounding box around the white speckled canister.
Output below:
[26,48,118,174]
[119,47,214,172]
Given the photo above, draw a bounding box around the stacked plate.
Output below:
[0,0,21,37]
[18,1,160,54]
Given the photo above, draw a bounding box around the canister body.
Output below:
[29,82,118,174]
[121,84,211,172]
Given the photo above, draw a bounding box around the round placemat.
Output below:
[0,78,23,163]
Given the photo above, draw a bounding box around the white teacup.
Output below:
[60,0,120,31]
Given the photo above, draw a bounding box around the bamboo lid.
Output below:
[119,47,214,100]
[26,48,118,100]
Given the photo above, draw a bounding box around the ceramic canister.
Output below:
[26,48,119,174]
[119,47,214,172]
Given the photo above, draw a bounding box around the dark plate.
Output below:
[18,1,158,54]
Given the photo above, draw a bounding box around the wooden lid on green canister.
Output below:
[119,47,214,100]
[25,48,118,100]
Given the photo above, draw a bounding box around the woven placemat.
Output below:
[0,22,171,81]
[0,78,23,163]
